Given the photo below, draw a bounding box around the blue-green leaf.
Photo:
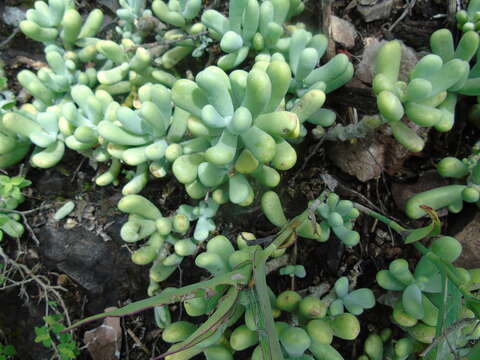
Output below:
[402,284,424,319]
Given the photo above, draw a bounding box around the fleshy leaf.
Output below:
[402,284,424,319]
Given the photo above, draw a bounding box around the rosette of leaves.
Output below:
[0,175,31,241]
[65,199,372,359]
[255,52,349,139]
[430,29,480,98]
[118,195,222,294]
[201,0,304,70]
[94,40,177,96]
[315,192,361,246]
[151,0,207,69]
[456,0,480,32]
[376,257,443,329]
[405,141,480,219]
[59,85,115,155]
[265,288,363,358]
[115,0,156,43]
[272,28,353,97]
[2,104,66,169]
[95,83,188,194]
[176,199,219,242]
[17,2,103,107]
[327,276,375,316]
[20,0,104,47]
[15,46,98,110]
[258,28,353,137]
[171,63,300,205]
[373,38,471,152]
[260,191,361,246]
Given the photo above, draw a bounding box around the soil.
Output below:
[0,0,479,359]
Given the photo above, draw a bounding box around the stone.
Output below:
[328,136,385,182]
[357,0,394,23]
[37,220,147,313]
[357,37,418,84]
[453,212,480,269]
[2,6,25,27]
[328,120,428,183]
[330,16,357,49]
[84,307,122,360]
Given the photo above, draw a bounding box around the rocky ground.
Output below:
[0,1,479,359]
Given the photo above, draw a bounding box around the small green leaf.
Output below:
[343,289,375,312]
[402,284,424,319]
[154,305,172,329]
[3,345,15,356]
[34,327,52,347]
[294,265,306,278]
[334,277,349,298]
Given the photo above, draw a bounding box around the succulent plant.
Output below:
[255,50,352,137]
[279,264,306,278]
[8,1,480,359]
[0,175,31,241]
[3,105,66,169]
[261,191,361,246]
[201,0,304,70]
[377,257,442,325]
[171,63,300,205]
[405,140,480,219]
[374,236,473,347]
[20,0,104,46]
[115,0,156,43]
[152,0,202,29]
[357,330,421,360]
[373,36,471,152]
[117,194,222,294]
[328,276,375,316]
[456,0,480,32]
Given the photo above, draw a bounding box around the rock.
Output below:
[84,307,122,360]
[453,212,480,269]
[330,16,357,49]
[357,0,394,22]
[328,137,385,182]
[37,220,146,313]
[328,120,427,183]
[2,6,25,27]
[357,38,418,84]
[391,170,449,213]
